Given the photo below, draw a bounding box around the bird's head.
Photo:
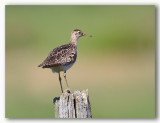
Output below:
[71,29,92,39]
[70,29,92,44]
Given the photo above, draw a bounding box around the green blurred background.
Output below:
[5,5,155,118]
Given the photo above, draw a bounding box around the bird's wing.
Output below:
[38,44,76,68]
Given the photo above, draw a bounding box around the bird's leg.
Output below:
[64,71,71,92]
[58,72,63,93]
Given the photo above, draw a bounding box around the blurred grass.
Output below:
[5,5,155,53]
[5,5,155,118]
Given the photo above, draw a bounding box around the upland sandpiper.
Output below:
[38,29,91,93]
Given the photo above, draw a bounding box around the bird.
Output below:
[38,29,91,93]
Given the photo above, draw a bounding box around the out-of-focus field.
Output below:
[5,5,155,118]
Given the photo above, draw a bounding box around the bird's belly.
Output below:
[51,62,75,73]
[61,62,75,71]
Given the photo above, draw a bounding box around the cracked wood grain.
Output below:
[53,89,92,118]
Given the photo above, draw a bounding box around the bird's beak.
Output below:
[83,34,92,37]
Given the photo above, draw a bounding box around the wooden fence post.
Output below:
[53,89,92,118]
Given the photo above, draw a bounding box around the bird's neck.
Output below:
[70,35,78,46]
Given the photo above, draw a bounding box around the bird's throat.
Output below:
[70,37,78,46]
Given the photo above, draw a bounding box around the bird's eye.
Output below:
[78,31,81,34]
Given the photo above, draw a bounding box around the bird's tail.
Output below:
[38,63,43,67]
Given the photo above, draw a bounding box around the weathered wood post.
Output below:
[53,89,92,118]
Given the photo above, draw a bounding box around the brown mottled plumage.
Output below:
[38,43,77,69]
[38,29,91,93]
